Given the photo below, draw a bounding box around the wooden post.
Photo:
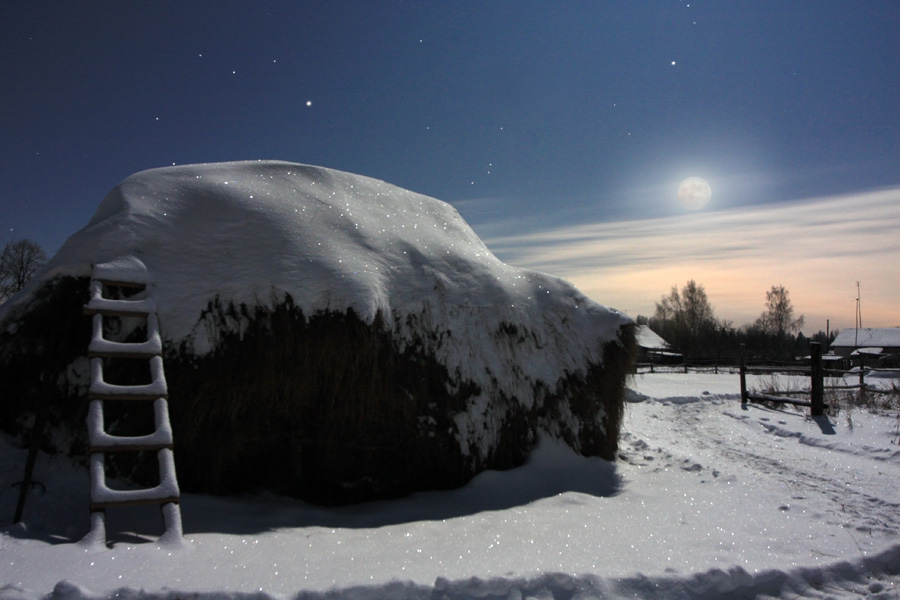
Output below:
[739,345,748,406]
[810,342,824,416]
[859,353,865,387]
[14,398,48,523]
[858,353,867,403]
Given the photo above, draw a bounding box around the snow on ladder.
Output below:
[80,257,182,546]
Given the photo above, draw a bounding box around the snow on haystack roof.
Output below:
[635,324,670,350]
[832,328,900,349]
[1,160,629,407]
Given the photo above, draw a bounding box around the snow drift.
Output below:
[0,160,634,503]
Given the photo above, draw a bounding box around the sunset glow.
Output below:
[486,187,900,332]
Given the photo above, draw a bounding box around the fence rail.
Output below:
[636,350,896,410]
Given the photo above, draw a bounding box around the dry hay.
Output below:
[1,279,635,505]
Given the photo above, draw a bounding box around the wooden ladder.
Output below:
[81,258,182,546]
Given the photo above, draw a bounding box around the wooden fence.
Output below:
[634,360,734,375]
[739,342,826,416]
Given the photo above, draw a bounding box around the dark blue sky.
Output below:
[2,1,899,258]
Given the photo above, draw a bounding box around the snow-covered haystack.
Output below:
[0,161,634,504]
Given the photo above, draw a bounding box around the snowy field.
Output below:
[2,371,899,599]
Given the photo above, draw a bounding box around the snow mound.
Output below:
[11,160,628,404]
[0,161,634,502]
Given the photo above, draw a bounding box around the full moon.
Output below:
[677,177,712,210]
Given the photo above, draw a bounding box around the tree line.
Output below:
[636,279,833,363]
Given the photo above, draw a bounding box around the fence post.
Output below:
[858,353,867,403]
[810,342,824,416]
[739,345,747,406]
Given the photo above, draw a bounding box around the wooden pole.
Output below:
[810,342,824,416]
[858,353,868,403]
[14,396,48,523]
[739,345,748,406]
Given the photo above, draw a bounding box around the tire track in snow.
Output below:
[656,398,900,538]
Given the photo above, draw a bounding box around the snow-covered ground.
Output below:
[2,371,899,599]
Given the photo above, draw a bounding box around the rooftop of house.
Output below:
[635,325,671,351]
[831,328,900,349]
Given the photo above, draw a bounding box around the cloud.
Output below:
[481,187,900,331]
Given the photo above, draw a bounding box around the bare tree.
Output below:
[754,285,804,339]
[0,239,47,300]
[652,279,718,357]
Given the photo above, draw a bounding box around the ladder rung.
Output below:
[84,298,156,317]
[89,425,174,450]
[88,349,161,359]
[88,312,162,358]
[88,383,168,400]
[91,256,153,287]
[90,451,180,508]
[87,399,174,449]
[88,392,168,401]
[88,337,162,358]
[89,356,168,399]
[91,496,179,511]
[90,442,173,453]
[95,279,147,290]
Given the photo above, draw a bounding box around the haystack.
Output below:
[0,161,634,504]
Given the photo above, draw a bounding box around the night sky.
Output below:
[2,1,899,329]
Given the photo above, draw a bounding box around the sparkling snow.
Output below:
[0,161,630,462]
[2,371,899,599]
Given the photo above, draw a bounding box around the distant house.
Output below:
[831,328,900,367]
[636,324,682,365]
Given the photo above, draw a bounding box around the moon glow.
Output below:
[677,177,712,210]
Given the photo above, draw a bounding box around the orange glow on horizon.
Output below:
[486,187,900,333]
